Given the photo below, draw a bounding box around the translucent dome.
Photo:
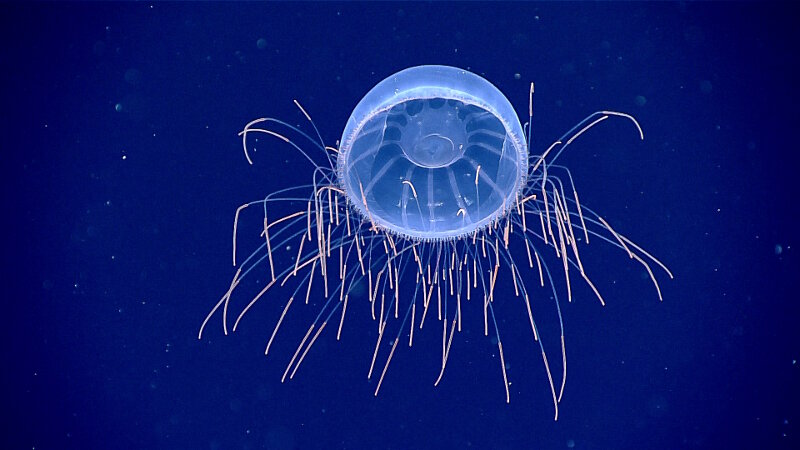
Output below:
[337,65,528,240]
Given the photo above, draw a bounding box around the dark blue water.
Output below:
[3,2,797,449]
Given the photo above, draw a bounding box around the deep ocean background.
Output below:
[2,2,798,449]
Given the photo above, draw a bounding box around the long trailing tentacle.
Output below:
[239,117,336,179]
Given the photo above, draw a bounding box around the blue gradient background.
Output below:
[2,2,797,449]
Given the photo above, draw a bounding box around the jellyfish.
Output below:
[199,65,672,419]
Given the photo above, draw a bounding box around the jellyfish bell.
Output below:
[199,65,672,420]
[338,65,528,240]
